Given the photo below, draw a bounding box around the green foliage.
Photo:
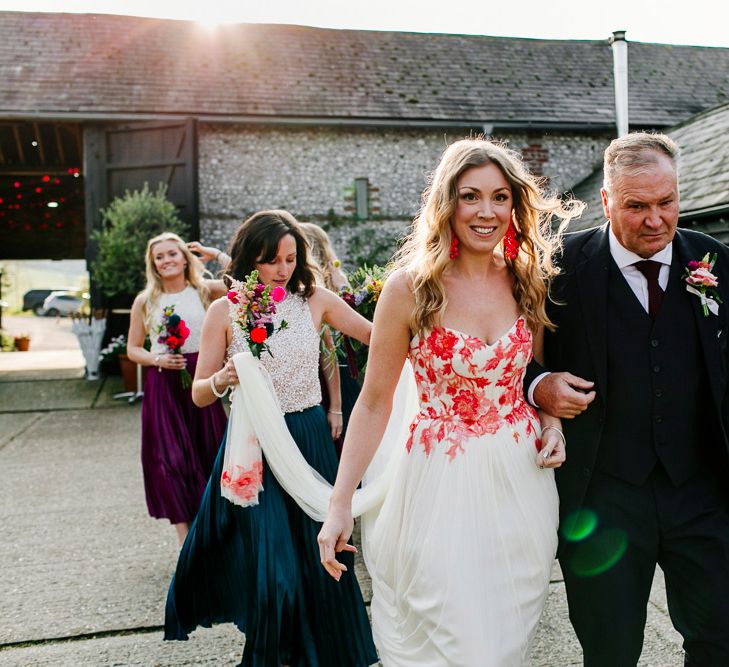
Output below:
[348,228,401,268]
[91,183,188,299]
[0,329,15,352]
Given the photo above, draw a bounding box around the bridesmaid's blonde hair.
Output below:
[299,222,339,291]
[139,232,211,331]
[395,138,584,334]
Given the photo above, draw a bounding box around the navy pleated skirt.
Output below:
[164,404,378,667]
[141,352,227,524]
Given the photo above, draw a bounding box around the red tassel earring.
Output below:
[449,230,460,260]
[503,218,519,260]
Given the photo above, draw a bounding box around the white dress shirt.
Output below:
[527,226,673,406]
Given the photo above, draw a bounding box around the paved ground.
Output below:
[0,315,85,380]
[0,374,685,666]
[1,314,81,352]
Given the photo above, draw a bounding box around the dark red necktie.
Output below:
[633,260,664,320]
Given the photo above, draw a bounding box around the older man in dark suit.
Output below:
[527,132,729,666]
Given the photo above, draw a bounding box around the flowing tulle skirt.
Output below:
[165,404,378,667]
[141,352,227,524]
[367,416,559,667]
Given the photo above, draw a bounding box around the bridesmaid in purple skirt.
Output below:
[127,232,231,545]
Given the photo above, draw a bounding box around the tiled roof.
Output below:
[569,102,729,231]
[2,12,729,125]
[671,103,729,215]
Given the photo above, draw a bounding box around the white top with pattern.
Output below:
[228,292,321,414]
[148,285,206,354]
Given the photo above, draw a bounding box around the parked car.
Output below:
[38,291,84,317]
[23,289,54,314]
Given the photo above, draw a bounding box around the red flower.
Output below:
[428,329,459,361]
[166,335,181,349]
[179,324,190,339]
[250,327,268,344]
[452,389,480,424]
[227,290,240,304]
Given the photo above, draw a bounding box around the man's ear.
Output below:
[600,188,611,221]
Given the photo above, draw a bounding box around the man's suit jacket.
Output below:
[542,223,729,516]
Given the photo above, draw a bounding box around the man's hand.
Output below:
[533,372,595,418]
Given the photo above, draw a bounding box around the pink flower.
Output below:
[271,286,287,303]
[221,461,263,501]
[688,261,700,271]
[687,267,718,287]
[227,290,240,304]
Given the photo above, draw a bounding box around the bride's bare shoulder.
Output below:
[382,267,414,299]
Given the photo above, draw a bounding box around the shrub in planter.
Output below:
[91,183,189,300]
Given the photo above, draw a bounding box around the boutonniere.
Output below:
[684,253,722,317]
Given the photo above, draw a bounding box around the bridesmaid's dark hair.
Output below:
[225,210,316,298]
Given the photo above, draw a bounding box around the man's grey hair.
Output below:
[603,132,680,195]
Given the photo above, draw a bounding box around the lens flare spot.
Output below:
[560,509,598,542]
[569,528,628,577]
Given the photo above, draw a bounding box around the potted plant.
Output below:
[91,183,189,301]
[100,335,136,391]
[13,333,31,352]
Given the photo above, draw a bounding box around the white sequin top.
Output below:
[148,285,206,354]
[228,292,322,414]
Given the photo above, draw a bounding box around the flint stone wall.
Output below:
[198,123,611,265]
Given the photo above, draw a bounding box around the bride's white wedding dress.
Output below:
[365,318,559,666]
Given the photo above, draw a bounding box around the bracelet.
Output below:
[154,355,161,372]
[328,410,343,415]
[210,374,229,398]
[215,250,222,262]
[542,426,566,445]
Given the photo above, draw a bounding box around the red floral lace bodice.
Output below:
[406,316,539,459]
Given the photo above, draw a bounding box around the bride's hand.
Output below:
[536,425,566,469]
[317,504,356,581]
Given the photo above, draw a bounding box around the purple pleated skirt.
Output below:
[141,352,227,524]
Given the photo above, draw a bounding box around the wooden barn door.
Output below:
[83,117,198,305]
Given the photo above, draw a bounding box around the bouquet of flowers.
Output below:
[157,306,192,387]
[227,270,288,358]
[684,252,722,317]
[338,264,387,378]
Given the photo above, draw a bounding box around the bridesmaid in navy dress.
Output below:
[127,232,230,546]
[164,211,377,667]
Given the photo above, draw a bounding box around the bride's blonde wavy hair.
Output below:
[394,138,584,335]
[138,232,211,331]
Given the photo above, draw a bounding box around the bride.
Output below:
[318,138,584,666]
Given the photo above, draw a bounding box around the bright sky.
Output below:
[1,0,727,48]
